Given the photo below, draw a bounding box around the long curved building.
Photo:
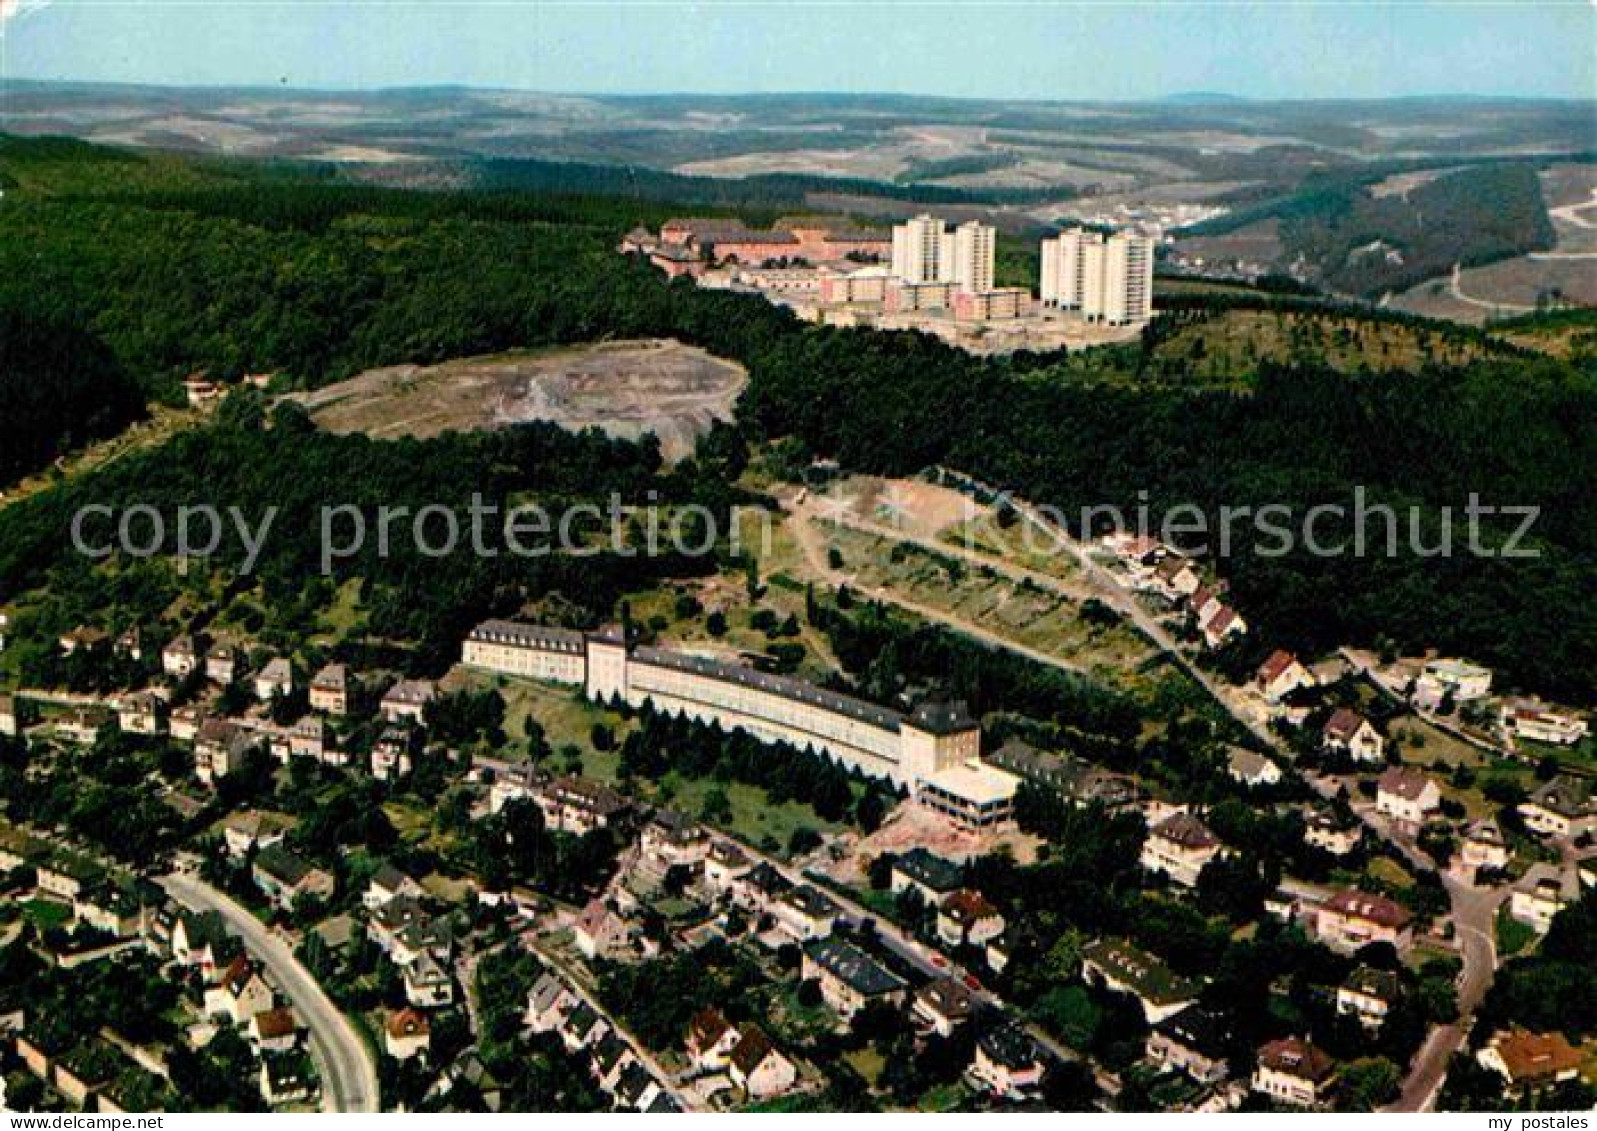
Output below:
[462,620,1017,830]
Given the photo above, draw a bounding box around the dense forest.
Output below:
[1,135,1594,703]
[0,301,146,484]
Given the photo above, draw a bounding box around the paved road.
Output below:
[161,872,380,1113]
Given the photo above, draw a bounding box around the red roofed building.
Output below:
[1314,889,1414,953]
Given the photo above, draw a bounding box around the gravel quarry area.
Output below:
[291,338,747,461]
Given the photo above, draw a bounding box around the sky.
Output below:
[1,1,1593,101]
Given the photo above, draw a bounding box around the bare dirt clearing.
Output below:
[291,339,746,460]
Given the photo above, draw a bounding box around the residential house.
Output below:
[913,976,979,1038]
[1226,748,1281,788]
[1151,556,1201,600]
[1200,604,1247,649]
[309,663,351,715]
[0,695,17,738]
[286,716,330,761]
[254,657,295,702]
[728,1025,797,1100]
[987,740,1139,810]
[35,854,105,902]
[371,728,415,782]
[732,861,792,913]
[58,625,108,655]
[574,899,631,961]
[364,862,424,911]
[534,776,630,835]
[403,951,454,1009]
[114,626,143,661]
[252,845,335,910]
[1518,774,1594,839]
[259,1053,315,1106]
[1148,1005,1231,1085]
[773,885,840,942]
[206,956,274,1026]
[221,810,294,859]
[704,840,752,893]
[889,847,964,904]
[640,810,710,873]
[248,1008,300,1054]
[380,679,436,725]
[74,882,148,937]
[562,1002,609,1054]
[1376,766,1442,825]
[1314,889,1414,953]
[970,1024,1046,1098]
[1303,809,1361,856]
[170,705,203,742]
[615,1063,662,1113]
[385,1009,431,1062]
[1322,709,1386,763]
[162,635,200,678]
[592,1031,635,1092]
[937,889,1005,949]
[206,644,241,685]
[1141,812,1224,888]
[1500,700,1588,747]
[1257,651,1315,703]
[1477,1029,1583,1098]
[1252,1037,1335,1108]
[1336,966,1400,1029]
[195,719,254,786]
[526,972,575,1034]
[801,937,907,1020]
[171,910,238,980]
[1081,939,1200,1023]
[686,1008,740,1070]
[1414,659,1492,708]
[1460,819,1509,877]
[116,692,167,737]
[1508,865,1579,934]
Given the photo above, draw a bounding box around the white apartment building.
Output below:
[1039,227,1155,325]
[890,215,994,295]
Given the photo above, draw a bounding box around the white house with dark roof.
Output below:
[1376,767,1442,825]
[1322,709,1385,763]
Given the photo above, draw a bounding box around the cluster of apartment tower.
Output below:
[461,620,1020,830]
[623,212,1155,327]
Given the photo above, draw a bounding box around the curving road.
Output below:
[161,872,380,1113]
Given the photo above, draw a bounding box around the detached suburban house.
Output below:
[1375,766,1442,826]
[1518,774,1594,839]
[1314,889,1414,953]
[1322,709,1385,763]
[801,937,907,1020]
[1148,1004,1231,1085]
[726,1025,797,1101]
[309,663,352,715]
[969,1024,1045,1098]
[1140,812,1223,888]
[1477,1029,1582,1098]
[1252,1037,1335,1108]
[936,889,1005,948]
[252,845,335,910]
[1508,865,1579,934]
[1256,651,1315,704]
[380,679,436,724]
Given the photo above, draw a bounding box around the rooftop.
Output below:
[804,937,906,997]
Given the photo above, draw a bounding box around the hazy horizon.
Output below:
[1,1,1593,102]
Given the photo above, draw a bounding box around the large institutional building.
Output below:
[462,621,1019,829]
[1039,228,1155,325]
